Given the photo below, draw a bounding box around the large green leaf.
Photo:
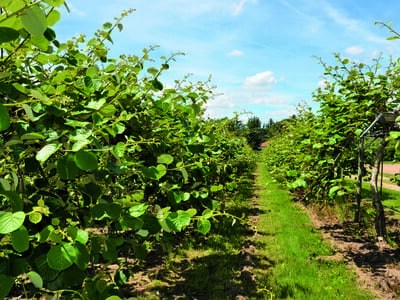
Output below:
[0,274,14,298]
[0,102,10,131]
[35,254,60,281]
[71,242,89,270]
[142,164,167,180]
[166,210,192,232]
[56,155,79,180]
[112,142,126,158]
[36,143,61,163]
[0,27,19,43]
[91,203,122,220]
[74,150,98,171]
[43,0,65,6]
[21,5,47,37]
[197,219,211,235]
[11,225,30,252]
[128,203,148,218]
[47,244,74,271]
[0,211,25,234]
[47,10,61,26]
[31,34,50,51]
[157,154,174,165]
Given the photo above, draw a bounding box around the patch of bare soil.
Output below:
[305,206,400,299]
[383,164,400,175]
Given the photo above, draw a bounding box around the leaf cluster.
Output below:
[0,3,255,298]
[263,54,400,203]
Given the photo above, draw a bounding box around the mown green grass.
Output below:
[255,163,374,300]
[133,163,377,299]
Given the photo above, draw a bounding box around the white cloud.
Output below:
[345,45,364,56]
[251,95,291,105]
[243,71,277,89]
[227,49,244,57]
[321,1,387,44]
[232,0,257,16]
[206,94,236,109]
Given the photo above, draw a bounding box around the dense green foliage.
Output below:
[263,54,400,232]
[0,2,254,298]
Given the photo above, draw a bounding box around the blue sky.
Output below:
[54,0,400,123]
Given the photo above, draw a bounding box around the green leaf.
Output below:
[35,254,60,281]
[27,271,43,289]
[21,5,48,37]
[119,215,144,230]
[128,203,148,218]
[11,225,30,252]
[21,133,45,140]
[106,296,122,300]
[147,67,158,76]
[85,98,106,110]
[71,139,90,152]
[142,164,167,180]
[56,155,79,180]
[0,27,19,43]
[43,0,65,6]
[71,242,89,270]
[389,131,400,140]
[47,244,74,271]
[65,119,90,128]
[166,210,191,232]
[354,128,363,137]
[75,229,89,245]
[47,10,61,26]
[112,142,126,158]
[0,211,25,234]
[29,211,42,224]
[180,167,189,183]
[31,35,50,51]
[74,150,98,171]
[91,203,122,220]
[157,154,174,165]
[328,186,341,198]
[104,64,116,73]
[36,143,61,163]
[44,27,56,41]
[286,170,298,177]
[152,79,163,91]
[187,208,197,217]
[0,274,14,299]
[197,219,211,235]
[100,104,116,116]
[0,102,10,132]
[210,184,223,193]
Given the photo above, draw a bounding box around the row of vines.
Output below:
[0,1,255,298]
[263,31,400,238]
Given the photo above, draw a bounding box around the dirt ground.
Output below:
[305,206,400,299]
[383,164,400,175]
[302,163,400,299]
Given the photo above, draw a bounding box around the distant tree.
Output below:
[226,114,246,136]
[247,116,262,130]
[246,116,265,150]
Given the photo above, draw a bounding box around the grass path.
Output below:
[131,163,377,299]
[253,163,374,299]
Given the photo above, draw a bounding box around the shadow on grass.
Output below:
[150,251,274,300]
[127,171,276,299]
